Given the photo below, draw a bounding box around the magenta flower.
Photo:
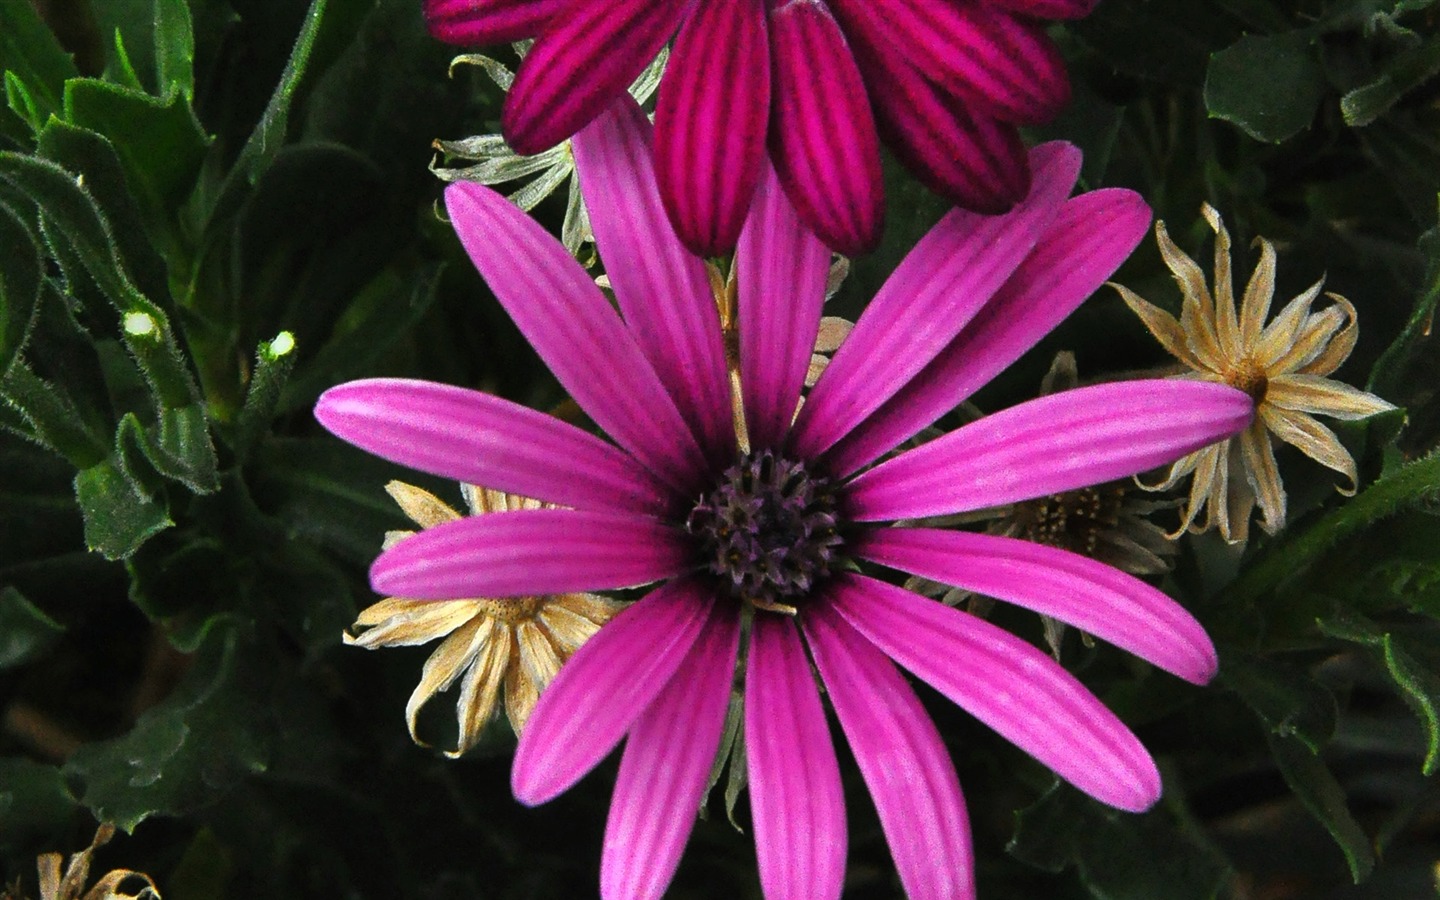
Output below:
[423,0,1094,257]
[316,99,1251,899]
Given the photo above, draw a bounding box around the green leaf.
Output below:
[73,453,171,559]
[62,77,208,227]
[1341,34,1440,126]
[0,197,42,375]
[1318,609,1440,775]
[5,71,45,139]
[0,361,109,467]
[0,0,80,126]
[1008,783,1231,899]
[1368,210,1439,396]
[1222,650,1338,751]
[0,758,78,848]
[1205,32,1328,143]
[117,406,218,495]
[1358,119,1440,225]
[153,0,195,101]
[1225,449,1440,607]
[63,620,272,832]
[1267,731,1376,882]
[0,585,64,668]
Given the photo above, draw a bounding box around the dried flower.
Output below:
[4,824,160,900]
[1114,205,1397,544]
[345,481,620,752]
[431,45,667,260]
[317,103,1250,899]
[423,0,1096,256]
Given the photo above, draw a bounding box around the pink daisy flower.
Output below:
[316,98,1251,899]
[423,0,1094,257]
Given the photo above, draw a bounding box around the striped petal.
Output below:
[513,580,714,805]
[803,601,975,900]
[828,574,1162,812]
[654,0,770,256]
[737,161,829,451]
[989,0,1100,19]
[845,381,1254,521]
[855,528,1217,685]
[746,616,846,900]
[602,603,740,900]
[315,379,670,515]
[834,4,1029,212]
[445,182,708,493]
[838,0,1069,125]
[574,98,734,466]
[370,508,686,599]
[423,0,564,44]
[824,188,1151,476]
[791,143,1078,461]
[767,0,884,256]
[503,0,686,154]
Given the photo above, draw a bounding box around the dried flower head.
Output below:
[1113,205,1397,544]
[345,481,620,753]
[431,44,667,260]
[4,824,160,900]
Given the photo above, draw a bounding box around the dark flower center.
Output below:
[1227,358,1269,403]
[1013,486,1127,557]
[685,451,844,612]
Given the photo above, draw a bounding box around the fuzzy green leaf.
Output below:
[0,0,79,128]
[153,0,195,101]
[1341,34,1440,127]
[0,198,42,375]
[1369,210,1439,396]
[1222,650,1338,751]
[1205,32,1327,143]
[73,453,171,559]
[1267,731,1376,882]
[0,585,64,669]
[62,620,272,832]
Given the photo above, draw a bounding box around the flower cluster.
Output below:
[424,0,1097,256]
[319,99,1253,899]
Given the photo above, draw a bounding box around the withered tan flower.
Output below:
[345,482,621,755]
[10,823,160,900]
[1112,205,1396,543]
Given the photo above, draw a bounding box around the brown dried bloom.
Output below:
[1112,205,1396,544]
[2,824,160,900]
[345,481,621,755]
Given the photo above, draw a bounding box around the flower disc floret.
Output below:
[686,451,844,610]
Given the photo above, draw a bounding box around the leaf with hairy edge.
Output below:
[1205,32,1327,143]
[1341,34,1440,127]
[0,198,41,375]
[1319,609,1440,777]
[0,586,64,669]
[1222,650,1338,752]
[153,0,195,101]
[1268,732,1376,882]
[62,619,272,832]
[73,453,171,560]
[1369,210,1439,396]
[0,0,79,129]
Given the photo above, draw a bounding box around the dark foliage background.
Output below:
[1,0,1438,897]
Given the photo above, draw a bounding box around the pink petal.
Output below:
[502,0,686,155]
[573,98,734,466]
[828,574,1162,812]
[856,528,1217,685]
[746,616,846,900]
[837,0,1069,125]
[767,0,884,256]
[423,0,563,44]
[845,381,1254,521]
[835,5,1029,212]
[990,0,1100,20]
[315,379,670,515]
[602,603,740,900]
[737,161,829,452]
[654,0,770,256]
[513,579,714,805]
[790,142,1079,461]
[444,181,708,493]
[802,601,975,900]
[369,508,686,599]
[825,188,1152,476]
